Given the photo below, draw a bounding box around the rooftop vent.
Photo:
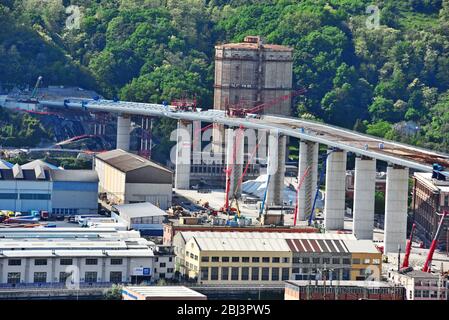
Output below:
[34,165,46,180]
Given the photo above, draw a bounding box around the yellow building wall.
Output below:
[97,160,126,204]
[184,240,292,285]
[350,252,382,281]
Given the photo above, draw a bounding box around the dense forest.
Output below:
[1,0,449,154]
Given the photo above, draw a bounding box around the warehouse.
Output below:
[0,160,98,215]
[0,227,155,285]
[178,232,382,284]
[112,202,168,236]
[95,149,173,210]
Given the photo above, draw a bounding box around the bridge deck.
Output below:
[38,98,449,173]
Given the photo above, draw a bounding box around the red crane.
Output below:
[422,211,448,273]
[226,88,307,118]
[402,223,416,269]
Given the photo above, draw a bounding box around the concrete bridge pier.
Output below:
[384,165,409,254]
[174,120,192,190]
[297,141,319,221]
[324,149,347,230]
[353,156,376,240]
[266,131,287,206]
[116,114,131,151]
[225,128,245,199]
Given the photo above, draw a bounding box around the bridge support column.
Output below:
[266,132,287,207]
[174,120,192,190]
[192,121,202,165]
[324,149,347,231]
[384,165,409,254]
[353,157,376,240]
[116,115,131,151]
[297,141,319,221]
[225,127,245,199]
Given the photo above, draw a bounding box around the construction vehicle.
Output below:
[422,211,448,273]
[401,223,416,269]
[18,76,43,103]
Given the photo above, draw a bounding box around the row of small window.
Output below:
[6,271,123,284]
[200,256,289,263]
[414,290,445,298]
[200,267,290,281]
[0,193,51,200]
[52,208,79,215]
[154,268,174,274]
[191,165,258,175]
[292,257,351,265]
[154,257,173,263]
[7,258,123,266]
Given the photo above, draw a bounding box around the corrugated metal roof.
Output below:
[343,240,380,254]
[286,239,349,254]
[96,149,172,174]
[192,237,291,252]
[124,286,205,298]
[49,170,98,182]
[113,202,168,219]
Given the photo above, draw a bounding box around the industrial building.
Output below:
[412,172,449,249]
[0,159,98,215]
[0,228,156,286]
[122,286,206,300]
[284,280,405,300]
[112,202,168,236]
[95,149,173,210]
[176,232,382,284]
[152,245,175,281]
[388,268,448,300]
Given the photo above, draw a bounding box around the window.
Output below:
[167,268,174,273]
[160,263,166,268]
[8,259,21,266]
[34,259,47,266]
[262,257,270,263]
[110,272,122,283]
[111,259,123,265]
[86,259,98,265]
[159,273,166,279]
[0,193,17,199]
[292,268,300,274]
[211,267,219,281]
[422,290,430,298]
[352,259,361,264]
[7,272,20,284]
[272,268,279,281]
[221,267,229,281]
[363,259,371,264]
[211,257,219,262]
[201,256,209,262]
[231,267,239,281]
[282,268,289,281]
[241,267,249,281]
[272,257,280,263]
[322,258,330,264]
[190,253,194,259]
[201,267,209,280]
[292,257,300,264]
[232,257,239,263]
[252,257,260,263]
[59,272,71,283]
[20,193,51,200]
[85,272,97,283]
[194,255,198,261]
[312,258,320,264]
[261,268,270,281]
[60,259,73,266]
[282,257,289,263]
[242,257,250,263]
[302,257,310,264]
[372,259,380,265]
[332,258,340,265]
[251,267,259,281]
[33,272,47,283]
[168,257,173,262]
[222,257,229,263]
[343,258,351,265]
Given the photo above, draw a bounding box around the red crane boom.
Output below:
[402,223,416,269]
[422,211,448,273]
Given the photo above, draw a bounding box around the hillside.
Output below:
[1,0,449,154]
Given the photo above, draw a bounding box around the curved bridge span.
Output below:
[39,98,449,173]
